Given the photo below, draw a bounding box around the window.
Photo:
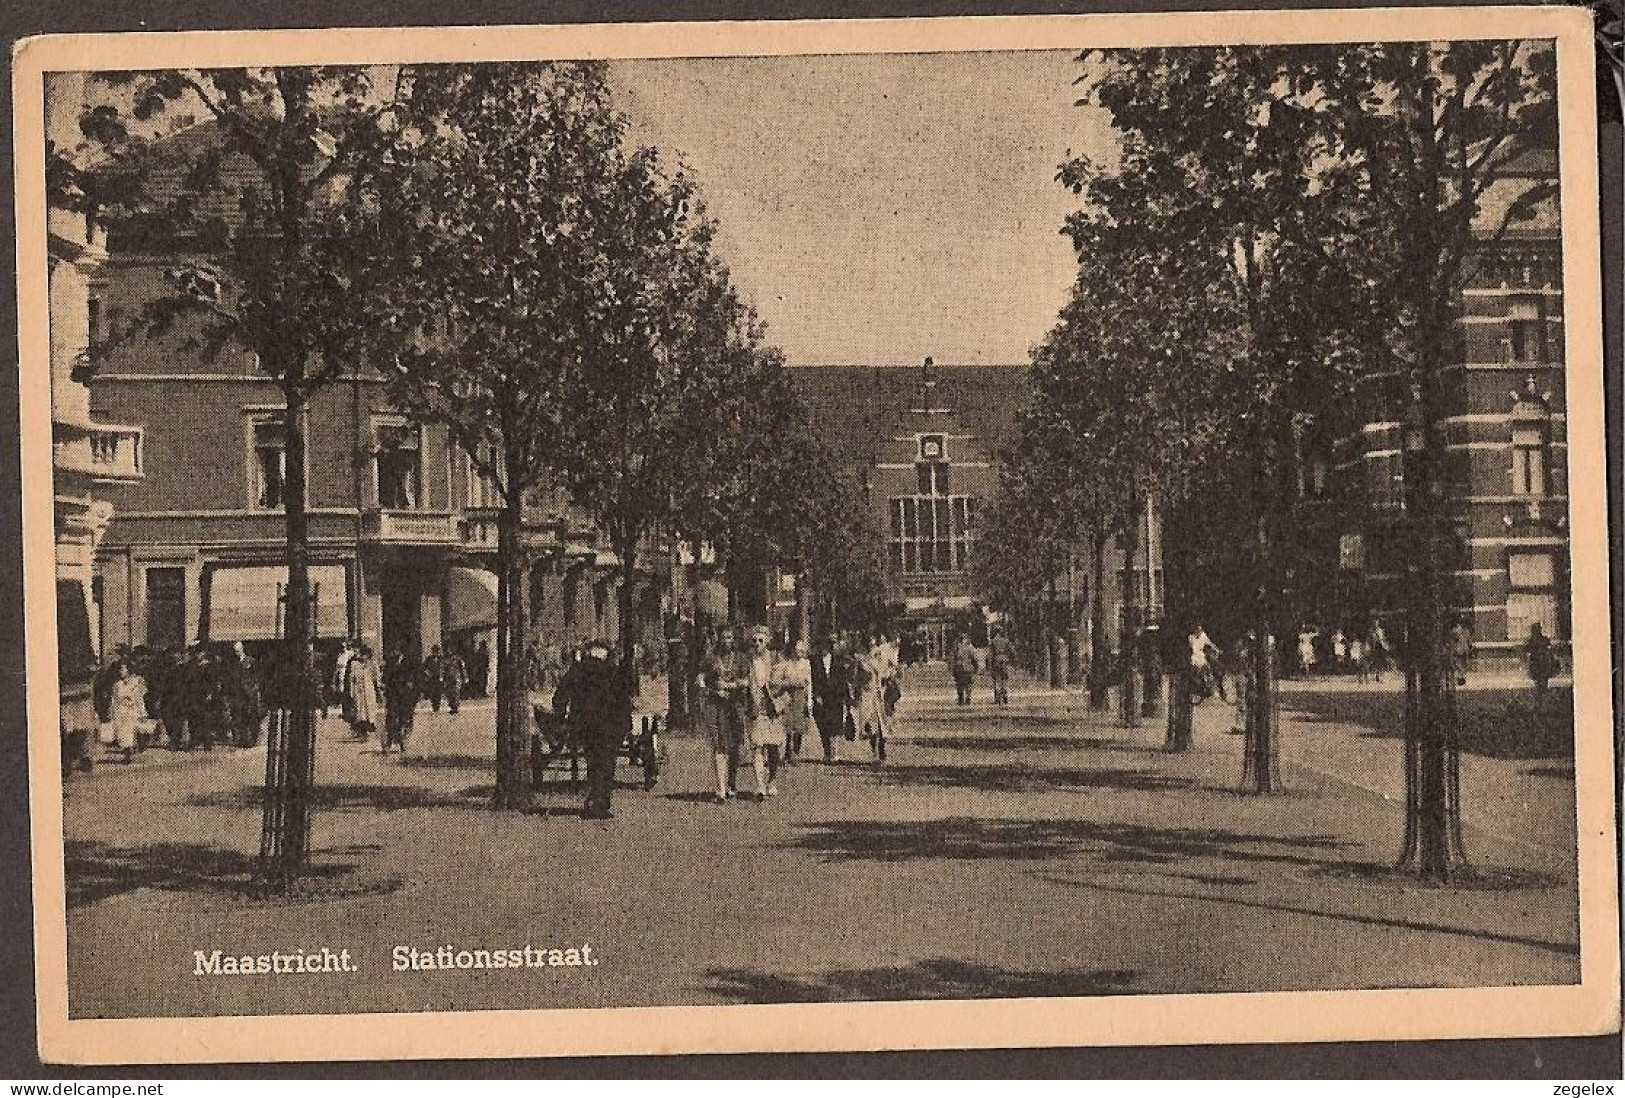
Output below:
[463,442,502,509]
[251,419,286,510]
[375,421,422,510]
[917,462,949,496]
[1511,425,1547,496]
[919,435,945,462]
[889,494,978,575]
[1507,297,1546,363]
[86,292,102,345]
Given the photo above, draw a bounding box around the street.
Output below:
[62,667,1580,1019]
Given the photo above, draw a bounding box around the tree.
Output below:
[548,143,781,681]
[1312,41,1557,879]
[1023,210,1240,729]
[1065,45,1386,775]
[75,66,404,889]
[364,62,638,810]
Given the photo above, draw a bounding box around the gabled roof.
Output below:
[786,363,1030,469]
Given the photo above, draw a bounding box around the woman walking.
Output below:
[346,645,383,746]
[108,661,148,764]
[742,625,781,799]
[701,629,746,803]
[848,633,887,765]
[774,639,812,765]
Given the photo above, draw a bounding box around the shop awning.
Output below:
[207,564,349,641]
[445,566,498,632]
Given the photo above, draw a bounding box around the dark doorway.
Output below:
[144,567,186,652]
[382,566,420,659]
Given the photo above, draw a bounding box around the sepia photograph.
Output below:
[13,8,1618,1064]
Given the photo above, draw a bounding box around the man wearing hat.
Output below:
[552,638,630,820]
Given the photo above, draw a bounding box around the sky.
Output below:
[47,52,1117,369]
[609,52,1116,367]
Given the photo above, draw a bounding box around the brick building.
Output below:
[788,359,1158,661]
[1301,149,1571,664]
[78,119,650,673]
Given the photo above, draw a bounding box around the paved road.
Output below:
[61,669,1580,1019]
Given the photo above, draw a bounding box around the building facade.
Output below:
[788,360,1158,661]
[47,73,147,753]
[79,127,654,675]
[1312,151,1570,663]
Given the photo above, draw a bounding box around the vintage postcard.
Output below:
[12,7,1618,1065]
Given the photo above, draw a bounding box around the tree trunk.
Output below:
[260,385,316,892]
[492,494,532,810]
[1243,441,1281,793]
[1402,309,1464,880]
[1088,525,1110,710]
[617,533,640,692]
[1119,487,1142,729]
[1397,69,1466,882]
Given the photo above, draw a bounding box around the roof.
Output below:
[786,363,1031,469]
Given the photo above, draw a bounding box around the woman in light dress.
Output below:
[773,639,812,765]
[108,661,148,763]
[847,633,890,765]
[741,625,779,800]
[346,645,384,745]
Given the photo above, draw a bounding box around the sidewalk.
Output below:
[61,680,1580,1020]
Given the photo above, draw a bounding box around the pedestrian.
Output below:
[422,645,445,712]
[1332,628,1348,672]
[739,625,784,799]
[1524,622,1558,697]
[1450,619,1473,686]
[1188,623,1221,703]
[382,648,422,754]
[951,633,978,706]
[553,638,630,820]
[700,629,747,802]
[987,627,1014,705]
[1368,619,1390,682]
[1348,634,1368,684]
[346,644,383,744]
[441,647,466,715]
[153,648,188,750]
[107,661,147,764]
[226,642,266,748]
[774,638,812,765]
[187,646,227,751]
[1297,627,1318,679]
[849,634,888,765]
[809,633,848,761]
[333,639,357,724]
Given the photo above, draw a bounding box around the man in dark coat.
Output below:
[553,639,629,819]
[809,633,848,763]
[383,649,423,753]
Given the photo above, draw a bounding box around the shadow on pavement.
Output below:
[393,753,494,771]
[1037,873,1581,960]
[889,734,1124,752]
[872,762,1199,795]
[1282,687,1573,760]
[704,957,1140,1003]
[188,783,493,812]
[787,816,1350,867]
[64,840,360,907]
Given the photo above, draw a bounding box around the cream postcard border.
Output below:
[12,6,1619,1065]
